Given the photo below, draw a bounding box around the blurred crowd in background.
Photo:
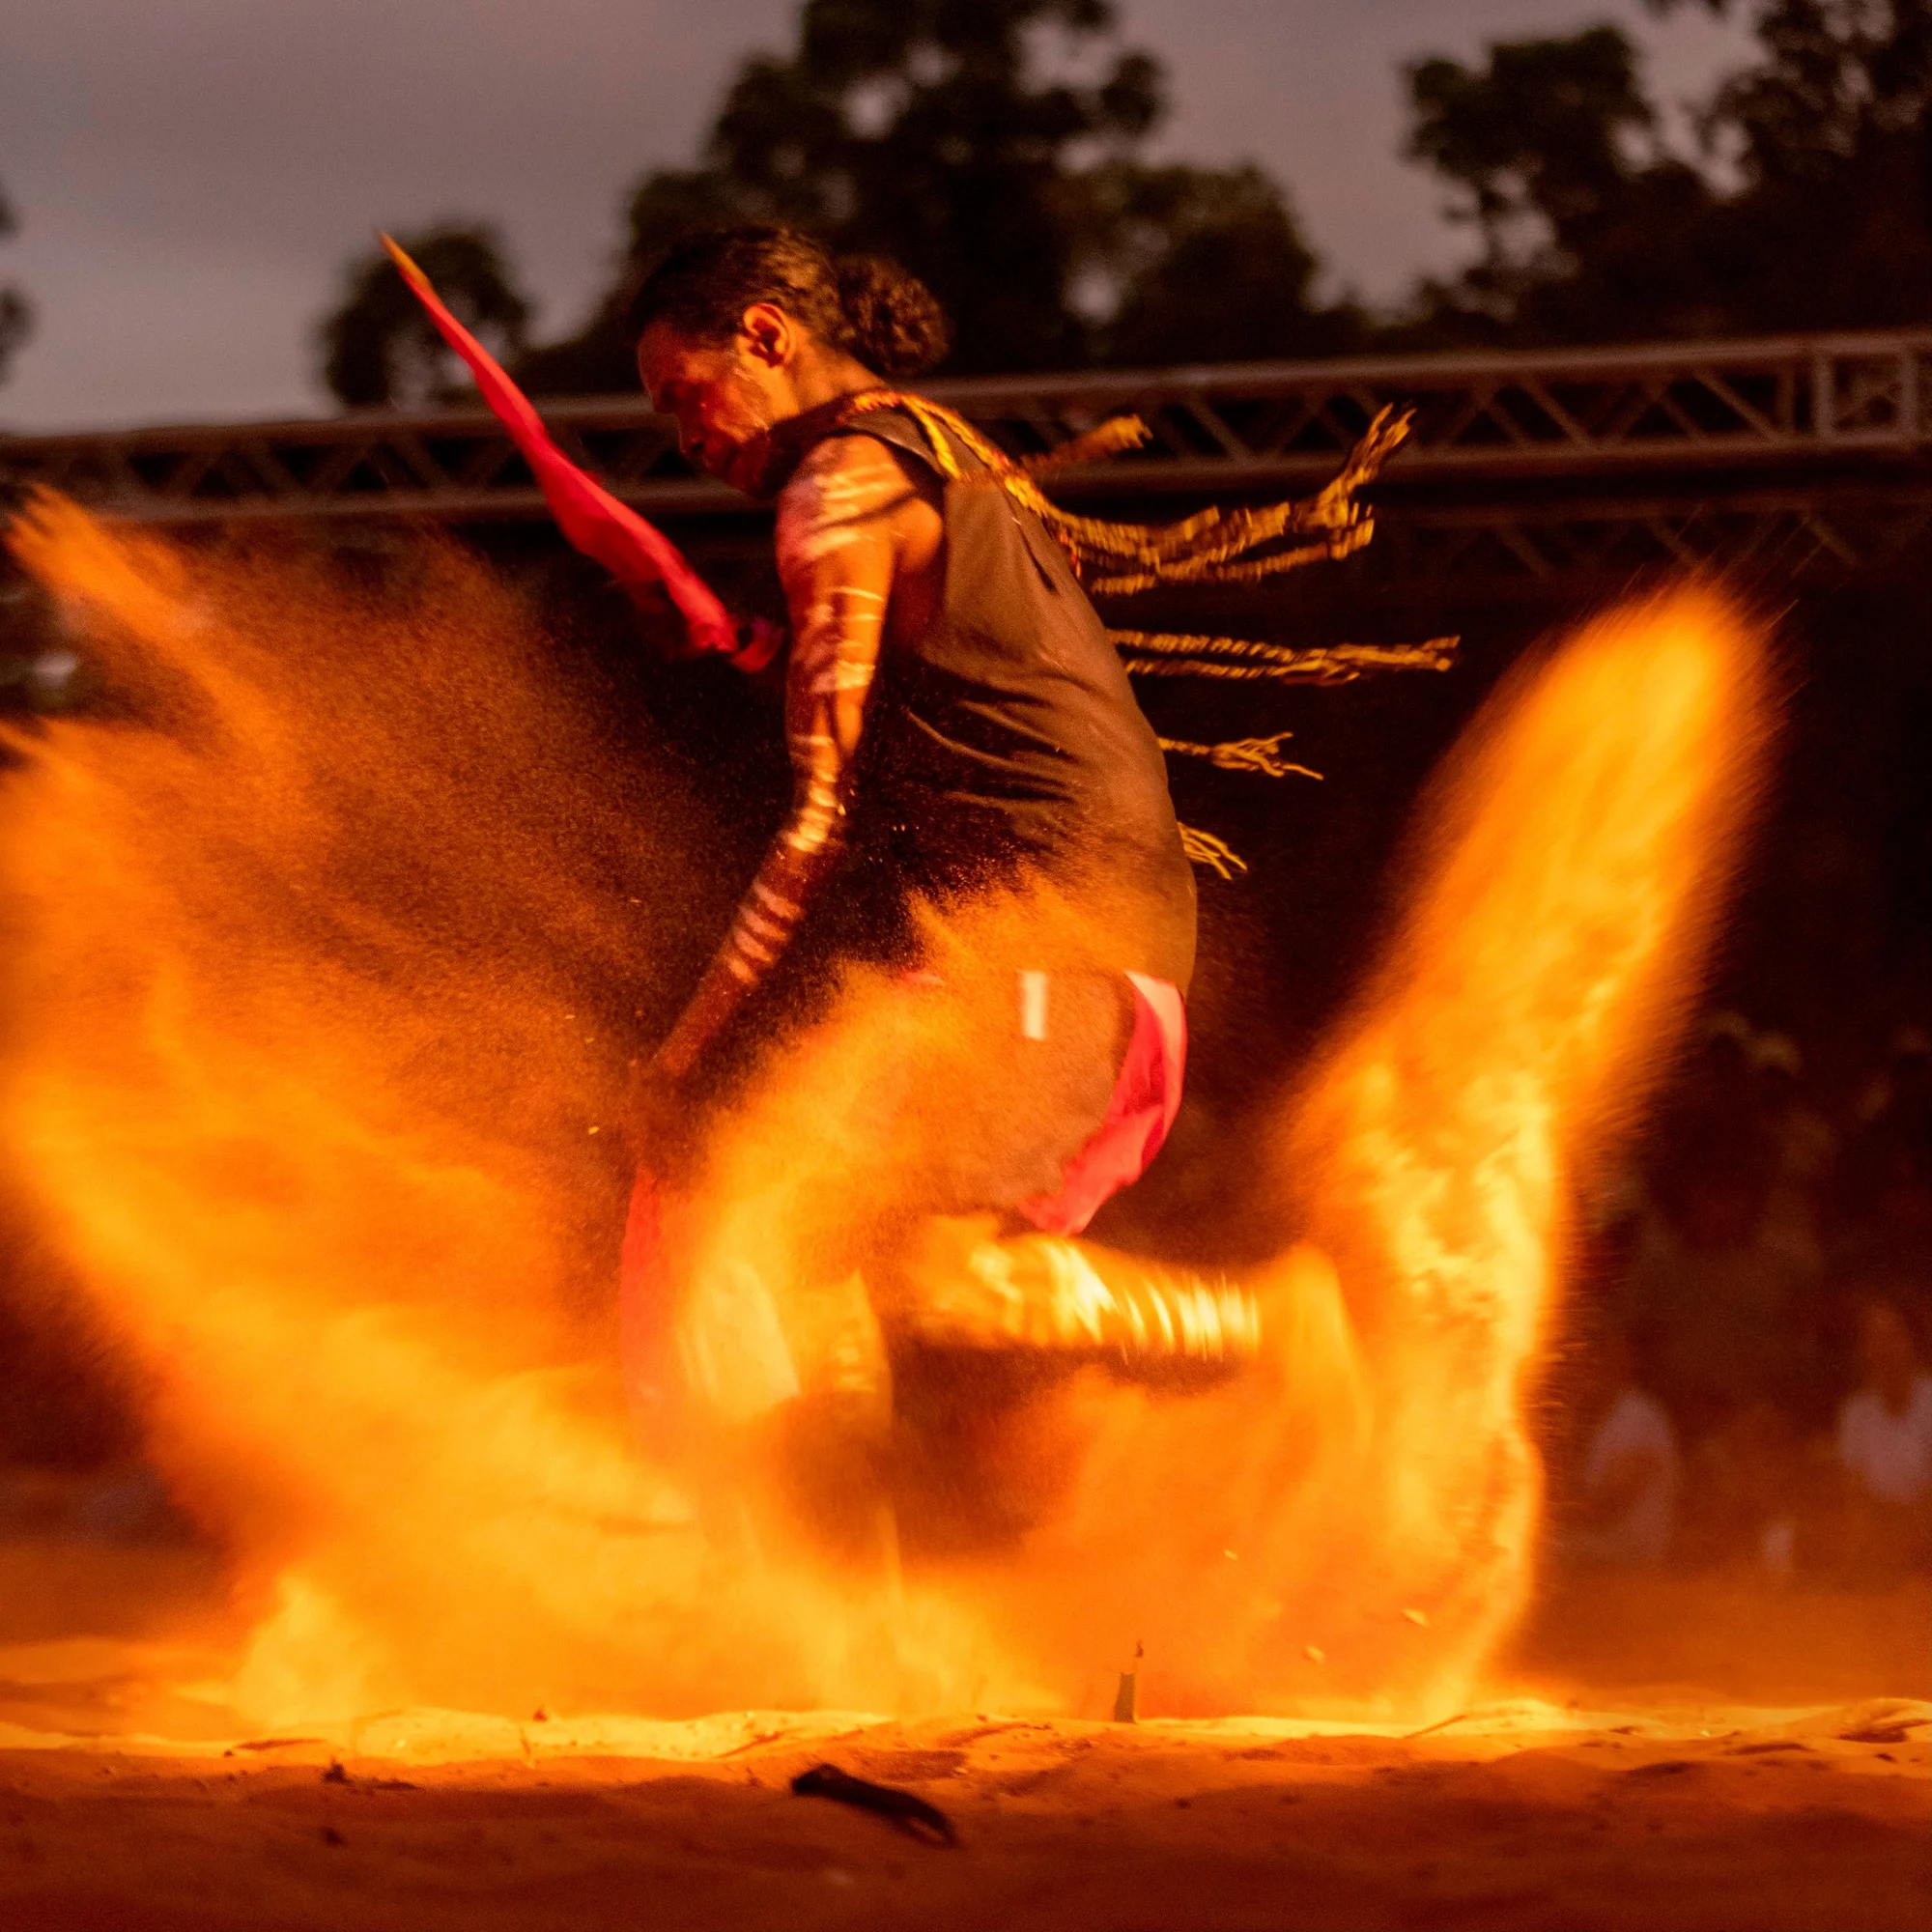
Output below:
[1552,1007,1932,1587]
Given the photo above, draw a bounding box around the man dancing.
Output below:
[624,231,1225,1546]
[388,221,1412,1548]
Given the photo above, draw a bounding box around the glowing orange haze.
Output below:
[1,491,1769,1727]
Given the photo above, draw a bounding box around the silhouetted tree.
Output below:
[701,0,1165,372]
[321,0,1927,401]
[319,223,529,408]
[1658,0,1931,327]
[1097,162,1364,366]
[1399,0,1930,345]
[0,181,33,386]
[518,0,1347,390]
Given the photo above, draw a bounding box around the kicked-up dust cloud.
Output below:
[0,491,1771,1727]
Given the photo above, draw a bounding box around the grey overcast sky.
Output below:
[0,1,1753,432]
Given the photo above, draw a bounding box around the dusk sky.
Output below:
[2,1,1754,432]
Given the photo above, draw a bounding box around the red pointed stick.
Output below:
[381,233,743,659]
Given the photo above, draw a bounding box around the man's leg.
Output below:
[881,1212,1261,1365]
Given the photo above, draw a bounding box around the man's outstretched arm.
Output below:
[648,434,926,1083]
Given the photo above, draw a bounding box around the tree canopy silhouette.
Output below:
[1399,0,1930,345]
[317,0,1929,402]
[513,0,1350,394]
[1094,160,1362,366]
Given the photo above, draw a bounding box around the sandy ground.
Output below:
[0,1541,1926,1932]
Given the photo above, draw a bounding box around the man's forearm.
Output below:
[653,832,840,1079]
[654,430,902,1082]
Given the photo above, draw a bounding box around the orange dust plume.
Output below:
[0,493,1772,1727]
[674,582,1773,1719]
[919,583,1772,1718]
[0,492,916,1720]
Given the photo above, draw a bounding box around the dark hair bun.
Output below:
[834,255,952,378]
[629,225,952,379]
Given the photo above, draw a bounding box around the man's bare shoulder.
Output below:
[782,428,925,496]
[777,429,936,567]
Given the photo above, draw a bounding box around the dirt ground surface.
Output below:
[0,1543,1926,1932]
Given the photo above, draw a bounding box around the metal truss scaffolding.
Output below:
[3,330,1927,588]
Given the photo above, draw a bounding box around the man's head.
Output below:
[630,226,950,495]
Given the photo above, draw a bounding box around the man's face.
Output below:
[638,313,794,496]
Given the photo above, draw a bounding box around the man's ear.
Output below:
[739,302,795,370]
